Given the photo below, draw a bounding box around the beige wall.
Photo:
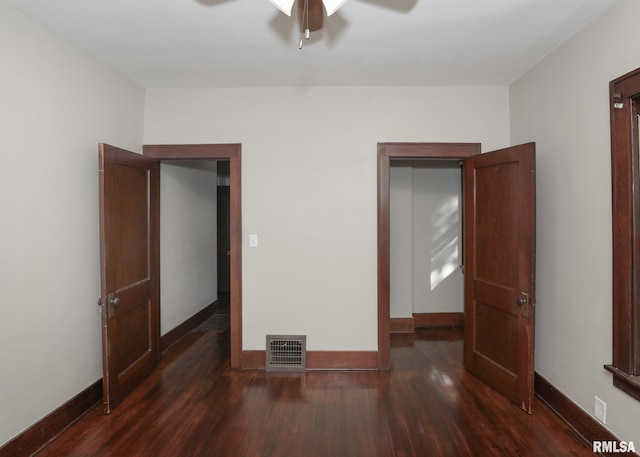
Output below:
[510,0,640,444]
[390,166,414,318]
[144,86,510,351]
[160,161,219,335]
[412,165,464,314]
[390,163,464,318]
[0,0,144,447]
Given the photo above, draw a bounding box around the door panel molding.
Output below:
[377,142,480,369]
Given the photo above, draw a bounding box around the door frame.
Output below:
[377,142,480,369]
[144,144,242,368]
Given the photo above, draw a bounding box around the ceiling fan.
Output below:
[269,0,347,33]
[268,0,417,48]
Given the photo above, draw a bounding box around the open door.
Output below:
[463,142,536,412]
[217,184,231,300]
[99,143,160,414]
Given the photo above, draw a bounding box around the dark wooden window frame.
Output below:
[606,67,640,401]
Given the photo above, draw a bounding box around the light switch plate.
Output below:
[249,234,258,247]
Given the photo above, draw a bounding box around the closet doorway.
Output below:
[377,142,537,412]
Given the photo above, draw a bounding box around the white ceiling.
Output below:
[10,0,620,88]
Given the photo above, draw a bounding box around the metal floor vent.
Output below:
[266,335,306,372]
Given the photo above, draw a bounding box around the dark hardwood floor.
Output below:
[35,327,594,456]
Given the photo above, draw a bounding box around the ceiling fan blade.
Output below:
[269,0,295,16]
[322,0,348,16]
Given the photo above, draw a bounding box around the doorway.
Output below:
[389,159,464,332]
[144,144,242,368]
[377,142,480,369]
[159,160,222,339]
[378,141,537,412]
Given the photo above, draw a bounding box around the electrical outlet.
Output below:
[594,396,606,424]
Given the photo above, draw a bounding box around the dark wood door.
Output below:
[463,143,536,412]
[217,185,231,297]
[99,143,160,413]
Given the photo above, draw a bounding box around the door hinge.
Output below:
[613,93,624,110]
[517,292,529,317]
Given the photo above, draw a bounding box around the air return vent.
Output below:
[266,335,306,372]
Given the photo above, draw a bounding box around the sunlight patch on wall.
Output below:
[430,195,460,291]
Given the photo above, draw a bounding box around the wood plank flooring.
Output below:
[36,328,595,456]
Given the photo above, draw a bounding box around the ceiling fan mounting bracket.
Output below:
[270,0,348,33]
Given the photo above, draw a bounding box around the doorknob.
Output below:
[108,293,120,306]
[97,296,120,306]
[99,294,120,318]
[517,296,527,306]
[100,293,120,318]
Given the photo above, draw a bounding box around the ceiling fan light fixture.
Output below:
[269,0,295,16]
[321,0,348,16]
